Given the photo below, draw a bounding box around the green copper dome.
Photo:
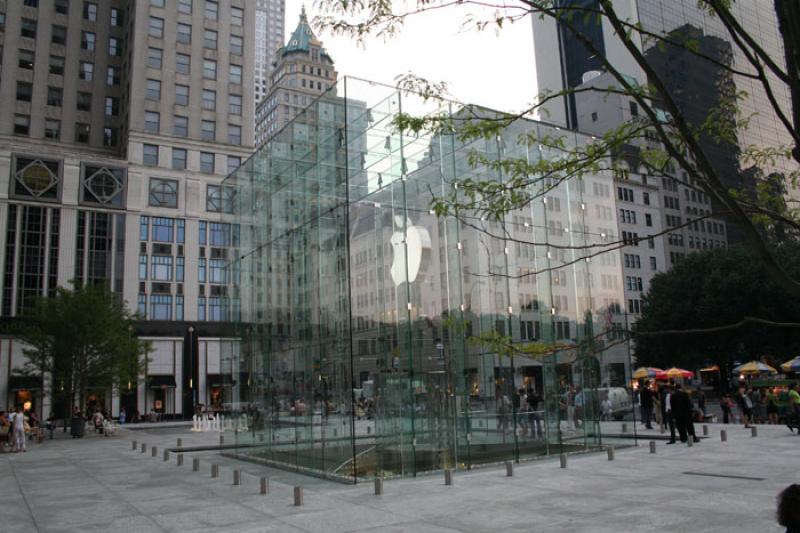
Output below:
[282,6,332,61]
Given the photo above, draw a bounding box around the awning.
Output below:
[8,375,42,391]
[147,375,176,388]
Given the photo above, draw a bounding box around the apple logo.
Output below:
[390,215,431,286]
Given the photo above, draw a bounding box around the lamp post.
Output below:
[188,326,195,417]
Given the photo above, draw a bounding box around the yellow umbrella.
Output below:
[633,367,662,379]
[780,357,800,373]
[659,367,693,380]
[733,360,777,375]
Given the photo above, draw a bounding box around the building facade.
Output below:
[255,7,337,145]
[0,0,256,420]
[254,0,284,106]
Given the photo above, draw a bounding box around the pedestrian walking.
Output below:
[767,387,780,425]
[639,380,654,430]
[10,406,26,453]
[665,384,678,444]
[670,383,699,443]
[721,393,733,424]
[738,386,753,428]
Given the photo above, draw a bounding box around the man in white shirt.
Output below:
[664,384,677,444]
[10,406,26,453]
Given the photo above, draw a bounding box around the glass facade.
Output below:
[224,77,634,482]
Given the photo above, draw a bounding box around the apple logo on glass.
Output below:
[390,215,431,286]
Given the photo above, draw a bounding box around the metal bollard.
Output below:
[163,450,170,461]
[211,464,219,478]
[505,461,514,477]
[151,446,157,458]
[649,441,656,454]
[607,447,615,461]
[193,458,200,472]
[294,486,303,506]
[444,469,454,485]
[219,435,225,446]
[260,477,269,495]
[721,430,727,442]
[233,470,241,486]
[687,438,693,448]
[751,426,758,437]
[177,438,182,448]
[177,454,184,467]
[559,454,567,468]
[659,425,665,435]
[141,443,147,453]
[132,440,137,450]
[703,425,709,436]
[374,477,384,495]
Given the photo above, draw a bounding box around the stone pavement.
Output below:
[2,423,798,532]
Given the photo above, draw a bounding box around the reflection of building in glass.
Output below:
[225,78,638,482]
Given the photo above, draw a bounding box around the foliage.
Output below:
[13,283,150,414]
[633,242,800,369]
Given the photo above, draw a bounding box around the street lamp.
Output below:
[188,326,195,416]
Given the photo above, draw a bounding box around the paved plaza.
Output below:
[2,423,797,532]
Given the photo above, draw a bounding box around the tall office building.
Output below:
[254,0,285,105]
[255,7,337,145]
[0,0,255,420]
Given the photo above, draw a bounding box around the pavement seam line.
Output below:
[4,454,42,533]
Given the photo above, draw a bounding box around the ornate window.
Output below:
[81,165,125,208]
[12,156,61,200]
[206,185,235,213]
[149,178,178,208]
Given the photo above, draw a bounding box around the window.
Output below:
[139,256,147,280]
[201,121,215,141]
[107,66,120,86]
[151,217,174,242]
[207,185,235,213]
[204,29,217,49]
[230,35,243,55]
[50,55,65,75]
[151,256,173,281]
[14,115,30,135]
[24,0,39,7]
[642,192,650,205]
[200,152,215,173]
[177,23,192,44]
[103,127,117,147]
[175,85,189,106]
[205,0,218,20]
[229,64,243,85]
[150,295,172,321]
[591,111,598,122]
[75,123,90,143]
[83,2,96,21]
[105,96,119,116]
[202,89,216,110]
[16,82,33,102]
[145,111,160,133]
[650,257,657,271]
[47,87,63,107]
[629,101,639,117]
[149,17,164,38]
[151,0,165,6]
[146,79,161,100]
[52,25,67,45]
[176,53,190,74]
[229,94,242,115]
[110,8,123,26]
[55,0,69,14]
[18,49,35,70]
[172,148,187,170]
[228,124,241,145]
[149,179,178,208]
[645,213,653,227]
[21,19,37,39]
[146,48,163,70]
[177,258,184,283]
[79,164,125,206]
[79,61,94,80]
[173,115,188,137]
[178,0,192,14]
[231,6,243,26]
[227,156,241,174]
[209,223,231,246]
[209,259,226,283]
[81,31,95,50]
[143,144,159,166]
[45,120,60,139]
[203,59,216,80]
[109,37,122,57]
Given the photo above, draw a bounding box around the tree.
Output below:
[13,283,150,416]
[315,0,800,296]
[632,242,800,369]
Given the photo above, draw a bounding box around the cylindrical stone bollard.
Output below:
[607,447,615,461]
[193,458,200,472]
[505,461,514,477]
[220,435,225,446]
[233,470,241,486]
[444,469,454,486]
[177,454,184,467]
[141,443,147,453]
[177,437,183,448]
[211,464,219,478]
[649,441,656,454]
[751,426,758,437]
[721,430,728,442]
[151,446,157,457]
[374,477,384,495]
[659,425,665,435]
[294,486,303,506]
[163,449,170,461]
[559,454,567,468]
[703,425,709,436]
[132,440,137,450]
[260,477,269,495]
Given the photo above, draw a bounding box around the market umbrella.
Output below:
[657,367,693,380]
[633,367,662,379]
[780,357,800,373]
[700,365,720,372]
[733,360,778,375]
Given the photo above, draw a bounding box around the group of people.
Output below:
[0,406,41,452]
[719,383,800,427]
[639,380,700,444]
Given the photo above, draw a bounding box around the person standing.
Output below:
[639,380,654,430]
[11,406,26,453]
[526,387,543,438]
[721,393,733,424]
[665,384,677,444]
[738,386,753,428]
[670,383,699,443]
[119,407,126,425]
[788,384,800,430]
[767,387,780,425]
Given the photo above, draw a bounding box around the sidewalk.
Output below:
[1,423,796,532]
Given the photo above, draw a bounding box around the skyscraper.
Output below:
[254,0,285,105]
[0,0,255,419]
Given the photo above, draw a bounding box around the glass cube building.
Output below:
[223,77,635,482]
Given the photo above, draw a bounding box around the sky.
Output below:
[284,1,538,114]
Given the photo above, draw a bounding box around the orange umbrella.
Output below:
[656,367,693,380]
